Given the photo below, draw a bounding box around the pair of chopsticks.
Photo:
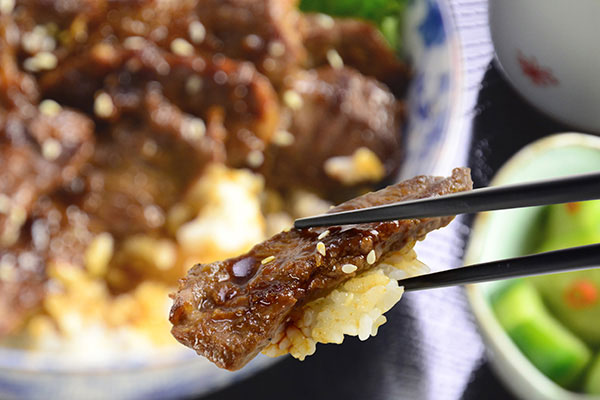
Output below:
[294,172,600,291]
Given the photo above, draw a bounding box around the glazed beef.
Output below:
[261,66,403,197]
[62,119,201,239]
[0,106,94,246]
[301,14,410,95]
[40,44,279,166]
[16,0,304,84]
[195,0,305,83]
[170,168,473,370]
[0,16,39,108]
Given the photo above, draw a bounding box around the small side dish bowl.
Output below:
[489,0,600,132]
[465,133,600,400]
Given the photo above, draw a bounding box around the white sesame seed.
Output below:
[182,117,206,141]
[36,52,57,68]
[129,20,146,35]
[283,90,303,110]
[156,61,170,75]
[188,21,206,44]
[262,57,277,72]
[272,130,295,147]
[213,70,228,85]
[150,26,168,42]
[326,49,344,69]
[316,13,335,29]
[0,0,14,14]
[142,139,158,157]
[123,36,146,50]
[170,38,194,56]
[144,205,165,228]
[23,58,38,72]
[316,241,326,256]
[367,250,376,265]
[246,150,264,168]
[94,92,115,118]
[42,138,62,161]
[341,264,357,274]
[22,25,56,54]
[24,52,57,72]
[268,41,286,58]
[317,230,330,240]
[39,99,62,117]
[185,75,203,94]
[261,255,275,265]
[244,34,262,49]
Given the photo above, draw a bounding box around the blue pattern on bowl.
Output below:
[0,0,462,398]
[419,0,446,47]
[400,0,461,180]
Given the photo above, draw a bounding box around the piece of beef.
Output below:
[16,0,305,85]
[0,107,94,246]
[39,43,279,166]
[15,0,106,25]
[62,119,201,239]
[0,16,39,109]
[301,14,410,96]
[260,67,403,198]
[195,0,306,84]
[170,168,472,370]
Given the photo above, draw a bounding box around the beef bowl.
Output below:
[0,0,463,398]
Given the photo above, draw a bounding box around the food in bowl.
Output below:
[0,0,413,361]
[489,202,600,394]
[170,168,472,370]
[465,133,600,400]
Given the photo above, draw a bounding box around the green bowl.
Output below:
[465,133,600,400]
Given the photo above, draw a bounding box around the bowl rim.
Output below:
[465,132,600,400]
[414,0,466,177]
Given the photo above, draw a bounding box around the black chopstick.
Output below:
[294,171,600,229]
[398,243,600,292]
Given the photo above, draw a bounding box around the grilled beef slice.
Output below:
[170,168,472,370]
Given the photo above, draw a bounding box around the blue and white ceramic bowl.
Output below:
[0,1,463,398]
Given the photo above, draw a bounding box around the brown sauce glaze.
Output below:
[170,168,473,370]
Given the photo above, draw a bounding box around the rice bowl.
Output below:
[0,0,462,398]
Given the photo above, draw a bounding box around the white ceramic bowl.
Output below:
[465,133,600,400]
[0,1,464,399]
[489,0,600,132]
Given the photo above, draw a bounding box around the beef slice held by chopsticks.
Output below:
[170,168,472,370]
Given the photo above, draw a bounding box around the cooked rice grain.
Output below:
[262,248,428,360]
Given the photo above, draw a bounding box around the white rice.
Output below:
[262,247,429,360]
